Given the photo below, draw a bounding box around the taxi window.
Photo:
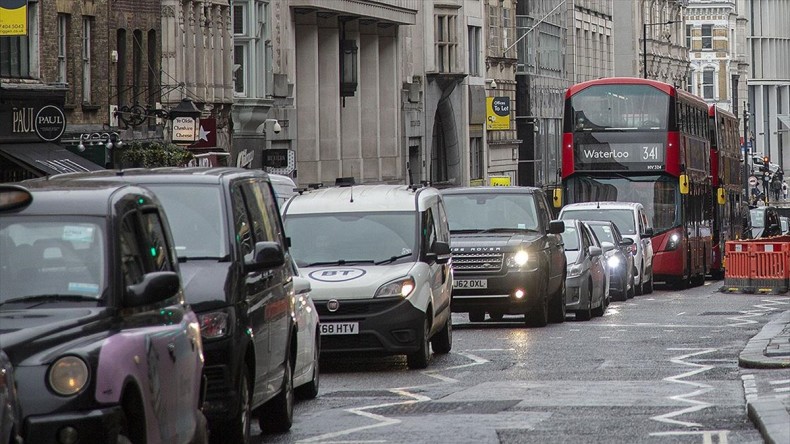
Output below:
[231,184,254,259]
[141,211,175,272]
[120,214,146,286]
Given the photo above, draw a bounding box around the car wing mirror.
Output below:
[548,220,565,234]
[588,246,602,257]
[245,241,285,272]
[125,271,181,307]
[619,238,635,246]
[293,275,311,295]
[600,241,615,252]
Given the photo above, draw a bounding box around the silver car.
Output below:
[560,220,608,321]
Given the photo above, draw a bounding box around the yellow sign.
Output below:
[0,0,27,36]
[469,179,484,187]
[489,176,511,186]
[486,96,510,131]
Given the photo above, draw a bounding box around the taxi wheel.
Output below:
[407,316,431,369]
[575,281,593,321]
[260,355,294,433]
[295,335,320,400]
[431,314,452,354]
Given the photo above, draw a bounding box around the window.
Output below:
[488,6,499,53]
[685,24,692,49]
[702,68,714,99]
[233,4,246,35]
[435,10,458,73]
[117,29,127,104]
[141,211,175,272]
[57,14,68,84]
[470,137,483,180]
[119,214,146,287]
[234,44,246,95]
[0,0,36,78]
[686,71,693,93]
[231,185,254,259]
[701,24,712,49]
[133,30,143,104]
[82,17,92,103]
[242,182,277,243]
[467,26,481,76]
[147,30,158,106]
[502,7,511,56]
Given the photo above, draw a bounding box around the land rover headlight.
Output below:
[375,277,415,298]
[49,356,89,396]
[506,250,529,268]
[607,256,621,268]
[568,263,584,278]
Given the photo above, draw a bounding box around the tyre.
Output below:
[644,274,654,294]
[575,281,592,321]
[525,281,548,327]
[407,316,431,369]
[591,286,605,317]
[468,310,484,323]
[488,311,504,321]
[214,366,251,443]
[259,356,294,433]
[295,336,320,400]
[634,263,644,295]
[431,314,452,354]
[548,278,567,323]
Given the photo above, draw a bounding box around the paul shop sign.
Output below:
[1,102,66,143]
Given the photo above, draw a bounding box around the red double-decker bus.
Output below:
[708,105,743,278]
[560,77,711,288]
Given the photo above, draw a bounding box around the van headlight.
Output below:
[607,256,621,268]
[49,356,89,396]
[375,277,415,298]
[666,233,681,251]
[568,263,584,278]
[506,250,529,268]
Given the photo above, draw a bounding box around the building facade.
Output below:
[613,0,688,85]
[566,0,614,84]
[685,0,749,115]
[747,0,790,172]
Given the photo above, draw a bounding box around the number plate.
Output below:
[453,279,488,289]
[319,322,359,335]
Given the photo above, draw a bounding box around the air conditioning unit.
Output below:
[109,105,119,127]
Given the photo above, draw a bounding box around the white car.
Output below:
[292,275,320,399]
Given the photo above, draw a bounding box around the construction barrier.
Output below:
[722,235,790,294]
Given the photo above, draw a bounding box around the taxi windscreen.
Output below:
[0,218,106,302]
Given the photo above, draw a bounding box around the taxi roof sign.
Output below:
[0,185,33,211]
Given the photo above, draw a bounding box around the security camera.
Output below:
[489,79,497,89]
[272,121,282,134]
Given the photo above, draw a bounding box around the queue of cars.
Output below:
[1,173,655,443]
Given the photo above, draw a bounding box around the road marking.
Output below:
[769,379,790,385]
[604,308,619,316]
[727,297,790,326]
[677,312,686,316]
[741,374,758,402]
[651,348,716,427]
[775,387,790,393]
[465,348,515,352]
[650,430,729,443]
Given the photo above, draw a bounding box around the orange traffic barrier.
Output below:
[722,235,790,294]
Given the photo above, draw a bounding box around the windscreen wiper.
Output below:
[450,229,485,234]
[375,253,412,265]
[178,255,230,262]
[480,227,538,233]
[305,259,375,267]
[0,294,99,308]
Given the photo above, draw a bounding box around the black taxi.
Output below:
[0,182,207,444]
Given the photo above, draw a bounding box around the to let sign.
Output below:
[172,117,197,144]
[486,96,510,131]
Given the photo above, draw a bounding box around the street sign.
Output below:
[749,176,758,186]
[172,117,197,144]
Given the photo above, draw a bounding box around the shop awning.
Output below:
[0,142,103,176]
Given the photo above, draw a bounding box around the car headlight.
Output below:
[666,233,681,251]
[375,277,415,298]
[198,310,230,339]
[607,255,621,268]
[49,356,89,396]
[506,250,529,268]
[568,263,584,278]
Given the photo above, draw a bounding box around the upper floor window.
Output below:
[685,24,692,50]
[702,68,714,99]
[435,10,458,73]
[701,24,712,50]
[488,6,499,53]
[233,3,246,35]
[234,44,246,96]
[82,17,92,103]
[57,14,68,84]
[502,7,512,56]
[467,26,481,76]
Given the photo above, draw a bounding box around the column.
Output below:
[340,21,362,180]
[360,21,380,182]
[317,16,340,183]
[295,14,320,184]
[379,29,399,181]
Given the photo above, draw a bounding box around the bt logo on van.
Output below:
[309,268,367,282]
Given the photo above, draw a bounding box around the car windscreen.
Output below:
[750,209,765,228]
[144,184,229,260]
[588,224,615,244]
[0,217,106,302]
[560,209,636,235]
[284,212,416,266]
[442,193,539,231]
[560,225,580,251]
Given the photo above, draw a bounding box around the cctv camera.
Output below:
[489,79,497,89]
[272,121,282,134]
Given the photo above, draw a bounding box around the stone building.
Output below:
[566,0,614,84]
[684,0,749,115]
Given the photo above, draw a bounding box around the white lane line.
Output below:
[603,308,619,316]
[774,387,790,393]
[769,379,790,385]
[651,348,716,428]
[649,430,729,443]
[677,312,686,316]
[465,348,516,352]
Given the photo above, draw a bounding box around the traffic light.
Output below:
[761,156,770,173]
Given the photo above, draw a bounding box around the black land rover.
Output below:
[440,187,566,327]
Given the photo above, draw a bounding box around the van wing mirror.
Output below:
[245,241,285,272]
[125,271,181,307]
[293,276,311,295]
[641,227,654,238]
[427,241,452,264]
[548,220,565,234]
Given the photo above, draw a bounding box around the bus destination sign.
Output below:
[575,142,664,171]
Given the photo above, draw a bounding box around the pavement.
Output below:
[739,310,790,444]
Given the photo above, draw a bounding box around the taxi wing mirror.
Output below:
[125,271,181,307]
[245,241,285,272]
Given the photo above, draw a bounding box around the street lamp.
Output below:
[643,20,678,79]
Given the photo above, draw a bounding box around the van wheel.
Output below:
[468,310,484,323]
[431,314,452,354]
[259,356,294,433]
[407,316,431,369]
[217,366,252,442]
[548,278,567,323]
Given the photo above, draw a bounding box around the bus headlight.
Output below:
[375,277,415,298]
[506,250,529,268]
[49,356,89,396]
[666,233,681,251]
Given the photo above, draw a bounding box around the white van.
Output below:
[559,202,654,295]
[281,183,453,369]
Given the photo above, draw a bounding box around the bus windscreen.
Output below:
[570,84,670,131]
